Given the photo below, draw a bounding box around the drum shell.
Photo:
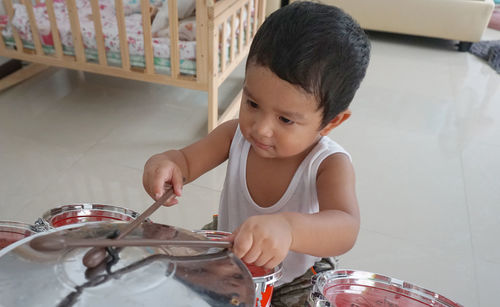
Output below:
[0,221,37,250]
[247,263,283,307]
[195,230,283,307]
[308,269,464,307]
[41,203,143,228]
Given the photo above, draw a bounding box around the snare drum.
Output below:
[195,230,283,307]
[309,269,463,307]
[0,221,37,250]
[41,204,142,227]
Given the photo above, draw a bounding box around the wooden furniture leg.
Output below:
[208,77,218,132]
[0,62,49,91]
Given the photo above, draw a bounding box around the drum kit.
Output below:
[0,200,463,307]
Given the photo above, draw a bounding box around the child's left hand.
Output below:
[229,214,292,269]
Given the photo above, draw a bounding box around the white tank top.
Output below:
[218,126,351,285]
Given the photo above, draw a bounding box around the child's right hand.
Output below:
[143,152,184,206]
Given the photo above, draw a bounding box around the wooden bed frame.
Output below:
[0,0,267,131]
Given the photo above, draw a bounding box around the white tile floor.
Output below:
[1,29,499,306]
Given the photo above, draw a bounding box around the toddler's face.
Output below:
[238,64,326,159]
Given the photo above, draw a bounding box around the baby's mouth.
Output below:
[253,139,272,150]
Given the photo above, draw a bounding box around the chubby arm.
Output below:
[231,153,359,268]
[285,153,360,256]
[143,119,238,201]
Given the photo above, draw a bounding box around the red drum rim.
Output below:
[310,269,463,307]
[246,262,283,285]
[0,221,36,232]
[0,221,37,250]
[41,203,142,227]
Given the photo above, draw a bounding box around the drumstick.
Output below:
[82,186,177,268]
[29,236,232,252]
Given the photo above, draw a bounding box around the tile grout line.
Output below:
[459,147,481,307]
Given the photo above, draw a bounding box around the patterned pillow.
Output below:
[124,0,195,17]
[151,0,196,38]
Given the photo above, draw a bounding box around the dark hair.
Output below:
[247,1,371,128]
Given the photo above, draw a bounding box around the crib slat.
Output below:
[168,0,180,78]
[22,0,43,55]
[213,23,219,74]
[66,0,86,62]
[207,11,218,132]
[140,0,154,74]
[45,0,63,58]
[195,0,208,84]
[0,0,9,50]
[245,1,251,47]
[230,13,236,63]
[252,0,258,38]
[114,0,130,69]
[238,8,243,56]
[257,0,266,27]
[0,25,6,50]
[220,18,227,73]
[90,0,107,65]
[2,0,24,52]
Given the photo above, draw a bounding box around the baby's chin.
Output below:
[250,144,278,158]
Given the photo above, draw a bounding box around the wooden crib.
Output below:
[0,0,267,132]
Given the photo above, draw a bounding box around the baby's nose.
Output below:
[254,117,273,138]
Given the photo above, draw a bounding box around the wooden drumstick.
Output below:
[82,186,177,268]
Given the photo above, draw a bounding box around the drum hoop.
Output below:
[0,221,38,234]
[312,269,464,307]
[251,262,283,285]
[41,203,141,224]
[0,222,91,257]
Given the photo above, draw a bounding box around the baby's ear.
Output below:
[319,109,351,136]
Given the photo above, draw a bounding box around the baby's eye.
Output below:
[247,100,258,108]
[279,116,294,125]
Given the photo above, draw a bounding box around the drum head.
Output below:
[41,204,141,227]
[0,222,255,306]
[311,269,463,307]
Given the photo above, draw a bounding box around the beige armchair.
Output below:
[266,0,282,16]
[290,0,495,51]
